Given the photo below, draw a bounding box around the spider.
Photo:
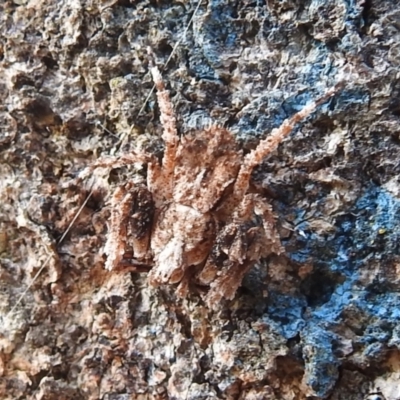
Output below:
[79,63,341,308]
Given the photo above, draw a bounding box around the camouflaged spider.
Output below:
[80,65,340,308]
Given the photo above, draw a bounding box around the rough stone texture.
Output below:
[0,0,400,399]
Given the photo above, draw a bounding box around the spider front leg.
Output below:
[104,182,154,272]
[147,61,179,204]
[77,153,151,183]
[221,83,343,216]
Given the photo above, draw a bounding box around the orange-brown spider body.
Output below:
[80,66,341,307]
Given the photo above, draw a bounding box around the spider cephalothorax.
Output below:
[81,65,340,308]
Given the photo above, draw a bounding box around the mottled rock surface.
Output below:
[1,0,400,399]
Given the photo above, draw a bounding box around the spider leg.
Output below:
[224,83,343,214]
[200,194,283,308]
[104,183,154,271]
[77,153,151,182]
[104,184,132,271]
[128,185,154,260]
[148,61,179,202]
[205,260,256,307]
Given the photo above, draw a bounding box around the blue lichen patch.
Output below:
[262,185,400,397]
